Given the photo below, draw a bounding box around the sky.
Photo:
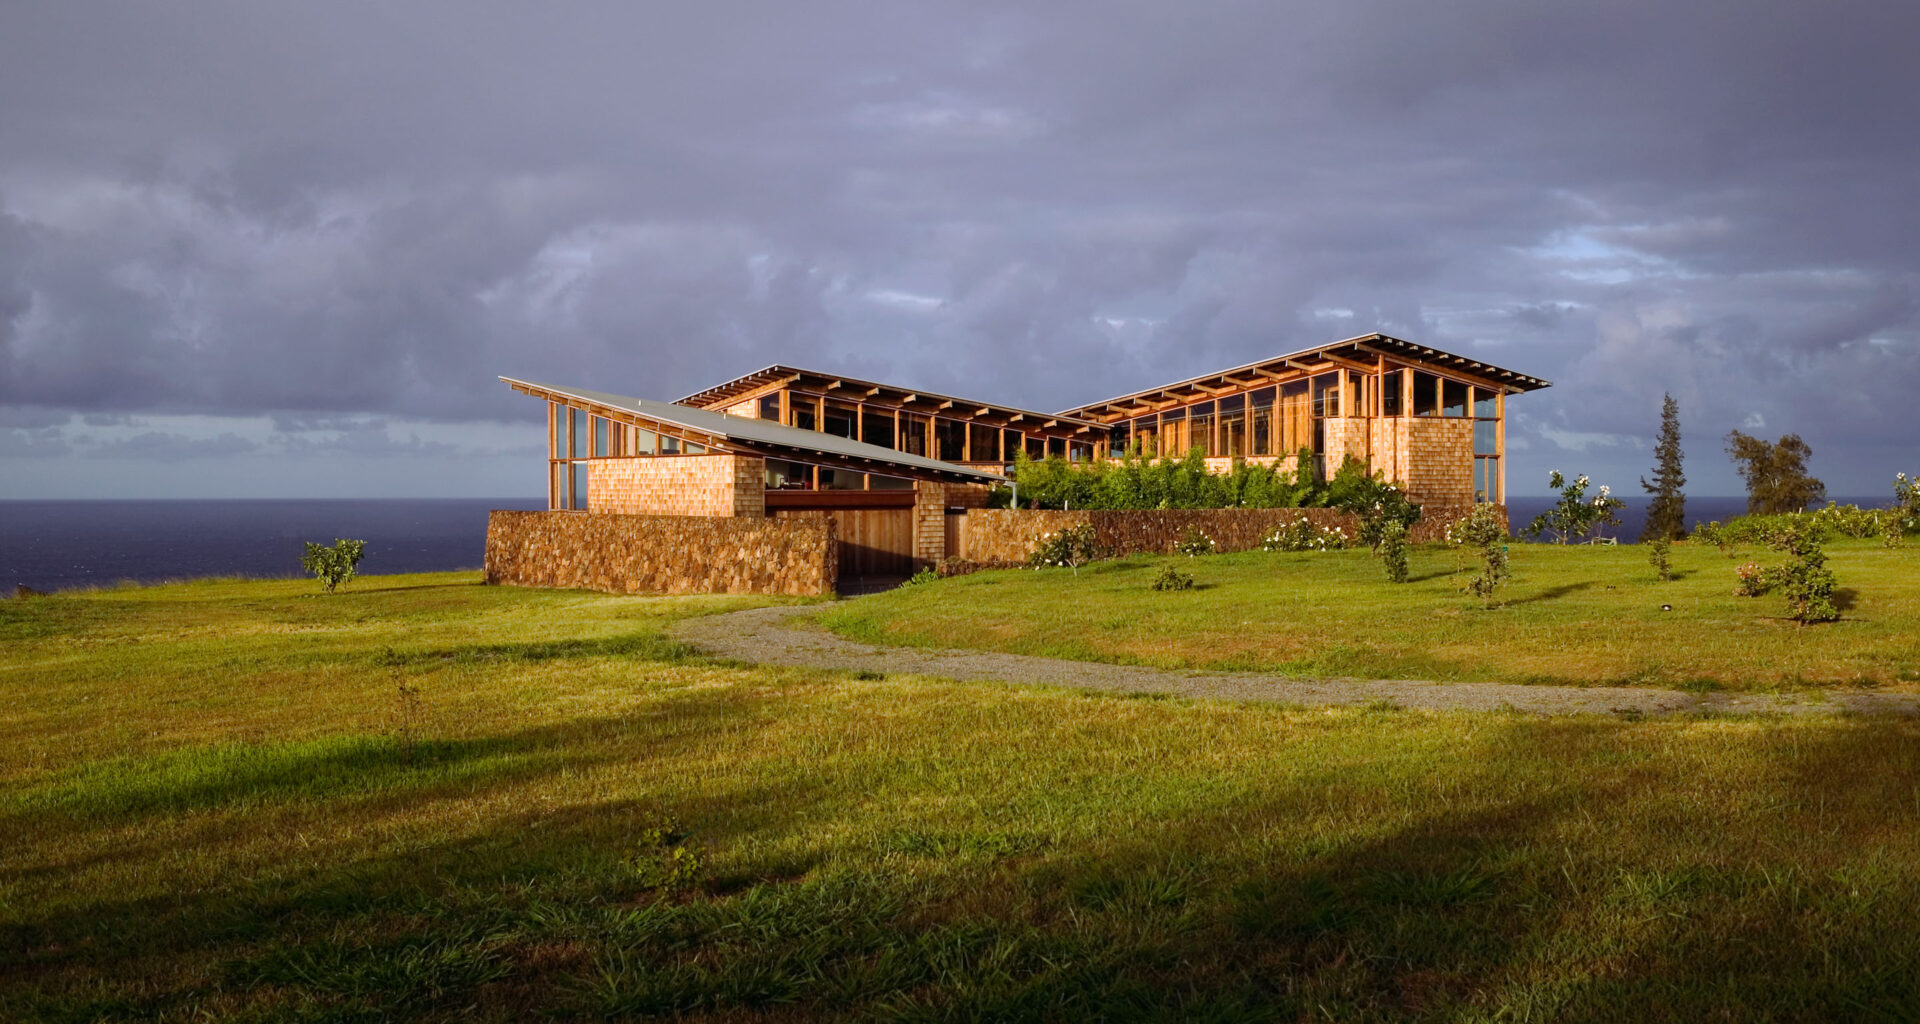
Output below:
[1,0,1915,500]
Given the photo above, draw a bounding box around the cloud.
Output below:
[0,0,1915,495]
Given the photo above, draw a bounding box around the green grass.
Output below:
[820,540,1920,690]
[7,571,1920,1021]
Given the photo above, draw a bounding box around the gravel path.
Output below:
[670,605,1920,717]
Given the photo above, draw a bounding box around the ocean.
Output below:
[0,494,1889,593]
[0,498,545,593]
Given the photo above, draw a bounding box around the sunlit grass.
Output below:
[6,572,1920,1020]
[820,539,1920,689]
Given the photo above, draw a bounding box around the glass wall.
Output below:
[861,408,895,449]
[1249,387,1274,456]
[1188,400,1215,458]
[1219,395,1246,458]
[968,423,1000,462]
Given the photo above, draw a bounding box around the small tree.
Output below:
[1448,504,1511,608]
[1726,431,1826,515]
[1640,393,1686,541]
[301,538,366,594]
[1524,471,1624,544]
[1763,519,1839,624]
[1648,535,1673,582]
[1891,472,1919,546]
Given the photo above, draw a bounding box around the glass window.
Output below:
[789,399,817,432]
[869,474,914,490]
[1311,374,1340,418]
[1475,419,1499,456]
[1249,387,1274,456]
[1188,400,1215,458]
[1277,381,1311,455]
[820,468,864,490]
[1475,457,1499,502]
[758,393,781,420]
[1160,407,1188,456]
[570,407,589,457]
[1026,435,1044,459]
[685,441,706,455]
[1382,372,1404,416]
[1048,436,1066,458]
[1443,379,1468,417]
[660,434,681,455]
[969,423,999,462]
[1413,372,1439,417]
[1006,429,1024,464]
[1474,387,1498,418]
[570,462,588,509]
[862,408,895,449]
[1131,414,1157,457]
[593,417,609,457]
[1068,441,1093,462]
[551,403,565,458]
[899,413,928,456]
[631,428,655,455]
[934,418,965,461]
[824,402,857,439]
[766,459,812,489]
[1217,394,1246,458]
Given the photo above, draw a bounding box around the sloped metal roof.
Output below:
[500,377,1003,484]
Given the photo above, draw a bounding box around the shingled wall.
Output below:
[485,510,835,596]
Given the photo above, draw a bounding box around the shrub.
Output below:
[1765,519,1840,624]
[1896,473,1919,532]
[901,567,939,587]
[1012,446,1328,510]
[1174,526,1215,557]
[1733,561,1769,597]
[1379,517,1410,584]
[1150,565,1195,591]
[300,538,366,594]
[1523,471,1624,544]
[1448,504,1510,608]
[1261,515,1349,552]
[1648,535,1673,582]
[1027,524,1102,574]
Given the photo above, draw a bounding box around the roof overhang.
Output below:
[1057,333,1552,422]
[503,377,1002,485]
[678,364,1106,435]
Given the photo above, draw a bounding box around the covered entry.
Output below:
[768,490,917,586]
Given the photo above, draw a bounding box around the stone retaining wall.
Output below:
[485,510,835,596]
[952,504,1504,568]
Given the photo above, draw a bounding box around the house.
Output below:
[491,333,1549,592]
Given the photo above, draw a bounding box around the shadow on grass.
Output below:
[1507,581,1595,605]
[374,631,697,668]
[10,712,1920,1021]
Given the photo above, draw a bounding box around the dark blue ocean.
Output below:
[0,499,545,593]
[0,494,1889,593]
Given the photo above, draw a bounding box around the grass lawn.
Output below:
[7,573,1920,1021]
[820,539,1920,690]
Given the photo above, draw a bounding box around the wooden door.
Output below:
[832,509,914,578]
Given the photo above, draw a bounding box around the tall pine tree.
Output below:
[1640,393,1686,540]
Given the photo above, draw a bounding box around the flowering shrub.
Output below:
[1150,565,1195,591]
[1027,524,1102,574]
[1523,471,1625,544]
[1379,517,1410,584]
[1449,503,1510,607]
[1765,519,1840,624]
[1174,526,1216,557]
[1733,561,1769,597]
[1261,516,1349,552]
[1892,472,1919,545]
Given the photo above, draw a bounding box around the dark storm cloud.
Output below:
[1,0,1916,494]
